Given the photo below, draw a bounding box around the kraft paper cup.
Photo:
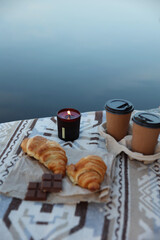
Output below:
[105,99,134,141]
[132,112,160,155]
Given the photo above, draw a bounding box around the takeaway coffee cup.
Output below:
[132,112,160,155]
[105,99,134,141]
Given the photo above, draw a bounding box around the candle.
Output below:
[57,108,81,141]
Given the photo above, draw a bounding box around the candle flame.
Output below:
[67,110,71,115]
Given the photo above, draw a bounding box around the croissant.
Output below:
[21,136,67,177]
[66,155,107,191]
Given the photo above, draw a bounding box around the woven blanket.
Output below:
[0,109,160,240]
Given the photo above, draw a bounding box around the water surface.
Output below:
[0,0,160,123]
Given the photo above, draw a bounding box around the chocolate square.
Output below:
[54,174,62,181]
[25,189,36,200]
[42,173,52,181]
[41,181,53,192]
[37,190,47,200]
[53,181,62,192]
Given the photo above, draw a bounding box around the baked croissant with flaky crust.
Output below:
[21,136,67,177]
[66,155,107,191]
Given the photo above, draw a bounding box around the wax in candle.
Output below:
[58,109,80,120]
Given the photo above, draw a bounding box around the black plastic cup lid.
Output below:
[132,112,160,128]
[105,99,134,114]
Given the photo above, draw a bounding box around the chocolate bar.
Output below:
[25,173,63,201]
[25,182,47,201]
[41,173,62,192]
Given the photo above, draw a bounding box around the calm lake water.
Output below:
[0,0,160,123]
